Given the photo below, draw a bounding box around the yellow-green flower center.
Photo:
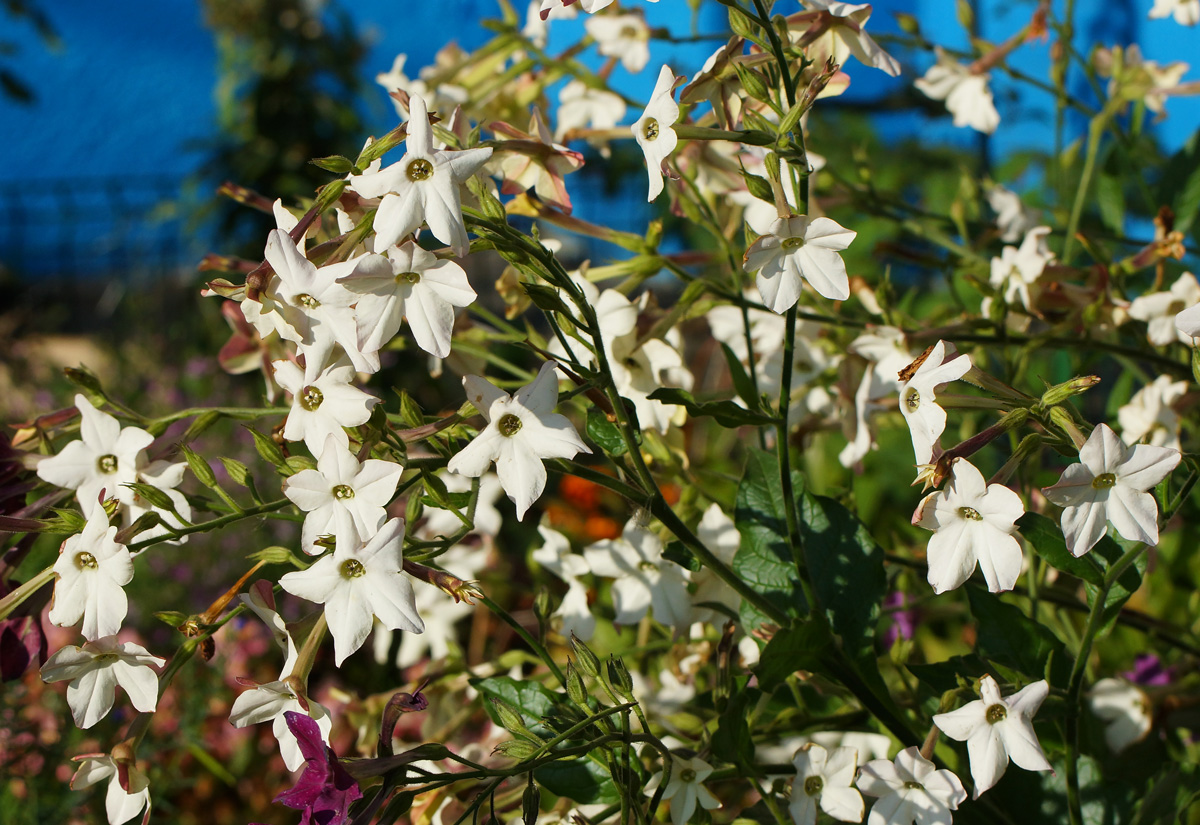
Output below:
[639,560,657,572]
[904,780,923,790]
[76,551,99,570]
[300,386,324,411]
[804,776,824,796]
[986,703,1008,724]
[679,768,697,783]
[295,293,320,309]
[905,388,921,412]
[782,237,805,250]
[407,158,434,181]
[498,413,523,437]
[397,270,421,285]
[332,484,355,500]
[642,117,660,141]
[1092,472,1117,490]
[959,506,982,521]
[96,653,120,664]
[96,454,119,474]
[340,558,366,578]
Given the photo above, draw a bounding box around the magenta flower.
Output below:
[272,711,362,825]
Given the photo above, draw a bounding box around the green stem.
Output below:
[1062,112,1109,263]
[128,498,291,552]
[0,565,55,623]
[480,594,566,686]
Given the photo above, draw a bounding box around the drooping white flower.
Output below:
[1118,375,1187,450]
[791,1,900,76]
[1087,678,1152,753]
[898,341,972,466]
[279,517,424,665]
[540,0,618,18]
[375,54,469,120]
[989,226,1054,312]
[273,356,378,455]
[689,504,742,625]
[933,675,1052,798]
[914,458,1025,594]
[532,523,595,640]
[915,51,1000,134]
[240,580,299,674]
[71,754,151,825]
[743,215,857,312]
[283,434,404,554]
[49,499,133,640]
[447,361,590,520]
[348,94,492,256]
[645,755,721,825]
[1177,296,1200,339]
[418,471,505,540]
[1096,44,1191,118]
[1042,423,1181,557]
[611,328,694,435]
[987,185,1038,244]
[790,744,863,825]
[587,11,651,73]
[523,0,576,49]
[632,65,681,201]
[1149,0,1200,25]
[229,679,333,771]
[838,327,914,468]
[584,518,691,628]
[37,394,153,511]
[856,747,966,825]
[556,79,626,140]
[1129,271,1200,346]
[123,457,191,545]
[41,636,164,729]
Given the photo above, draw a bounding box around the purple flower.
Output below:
[1124,654,1173,687]
[882,592,916,648]
[273,710,362,825]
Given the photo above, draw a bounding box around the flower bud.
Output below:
[1039,375,1101,408]
[494,739,540,760]
[570,634,601,678]
[522,780,541,825]
[606,656,635,699]
[566,662,588,707]
[181,445,218,489]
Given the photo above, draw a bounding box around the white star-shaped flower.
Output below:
[744,215,857,312]
[348,93,492,256]
[1129,271,1200,346]
[41,636,164,729]
[1042,423,1180,557]
[37,394,154,511]
[229,679,333,771]
[645,755,720,825]
[337,240,476,360]
[447,361,590,521]
[584,518,691,627]
[280,517,423,666]
[792,1,901,76]
[914,458,1025,594]
[50,499,133,640]
[915,50,1000,134]
[632,65,681,202]
[556,79,626,139]
[71,754,151,825]
[790,744,863,825]
[587,11,651,73]
[532,523,595,640]
[273,356,378,455]
[283,434,404,554]
[898,341,971,466]
[1150,0,1199,25]
[988,226,1053,312]
[987,185,1038,244]
[933,675,1052,798]
[1118,375,1187,450]
[856,747,966,825]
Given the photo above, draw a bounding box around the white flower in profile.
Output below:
[584,517,691,628]
[632,65,682,201]
[283,434,404,554]
[792,0,901,76]
[1118,375,1187,450]
[914,458,1025,594]
[856,747,966,825]
[37,394,153,511]
[280,517,424,665]
[790,744,863,825]
[987,185,1038,243]
[743,215,857,312]
[1176,296,1200,339]
[898,341,972,466]
[50,499,133,640]
[556,79,626,140]
[1129,271,1200,346]
[645,755,721,825]
[229,679,333,771]
[1150,0,1199,25]
[540,0,617,18]
[124,457,191,545]
[348,93,492,256]
[447,361,590,521]
[587,11,651,73]
[41,636,164,729]
[989,226,1054,312]
[1087,678,1152,753]
[915,50,1000,134]
[418,471,505,540]
[689,504,742,624]
[71,753,151,825]
[523,0,576,49]
[933,675,1052,798]
[532,523,595,640]
[1042,423,1181,557]
[240,580,299,673]
[273,356,378,455]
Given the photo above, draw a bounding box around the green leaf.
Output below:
[1084,536,1146,640]
[647,388,777,428]
[585,408,628,457]
[967,589,1070,684]
[534,759,619,805]
[799,493,886,658]
[754,620,831,692]
[662,540,701,572]
[720,343,760,412]
[906,654,990,694]
[310,155,353,174]
[1131,763,1200,825]
[712,683,757,770]
[474,676,561,730]
[733,450,807,631]
[1018,512,1102,586]
[1157,129,1200,235]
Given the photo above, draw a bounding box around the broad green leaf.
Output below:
[799,493,886,658]
[1018,512,1103,586]
[662,540,701,573]
[712,683,757,771]
[585,408,628,457]
[535,759,619,805]
[967,589,1070,684]
[473,676,561,731]
[720,343,761,412]
[755,620,831,692]
[906,654,990,694]
[648,388,778,428]
[733,450,807,630]
[1131,763,1200,825]
[1157,129,1200,235]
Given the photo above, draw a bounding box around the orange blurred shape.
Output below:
[584,515,622,541]
[659,483,681,506]
[559,475,602,510]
